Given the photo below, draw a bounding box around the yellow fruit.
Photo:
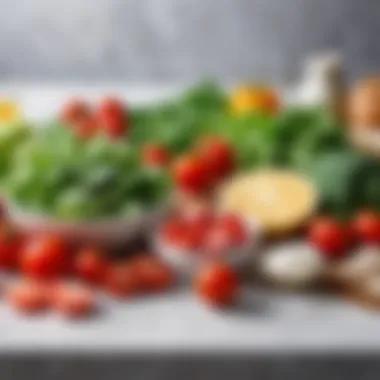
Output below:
[218,170,318,236]
[0,99,20,123]
[229,85,279,116]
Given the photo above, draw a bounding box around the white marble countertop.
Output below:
[0,84,378,353]
[0,286,379,353]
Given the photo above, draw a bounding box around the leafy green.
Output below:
[2,123,170,220]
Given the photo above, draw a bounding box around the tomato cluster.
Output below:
[308,210,380,258]
[159,207,249,258]
[60,97,128,139]
[172,136,235,194]
[0,224,175,317]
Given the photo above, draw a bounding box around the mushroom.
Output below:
[260,241,325,288]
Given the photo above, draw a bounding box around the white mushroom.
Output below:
[260,241,326,288]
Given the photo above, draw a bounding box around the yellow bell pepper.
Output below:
[229,84,279,116]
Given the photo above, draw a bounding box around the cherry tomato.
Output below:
[59,98,89,126]
[7,280,49,314]
[203,226,233,257]
[104,263,139,298]
[20,236,68,279]
[182,205,214,231]
[196,136,235,180]
[351,210,380,244]
[0,223,23,269]
[52,283,95,318]
[160,218,204,250]
[132,255,174,292]
[142,143,170,166]
[194,263,238,307]
[97,97,126,138]
[216,214,248,245]
[73,247,108,284]
[75,114,98,139]
[172,154,210,193]
[308,217,351,258]
[160,218,187,244]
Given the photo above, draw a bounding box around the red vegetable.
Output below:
[194,263,238,307]
[75,114,98,139]
[97,97,126,138]
[172,154,210,193]
[142,143,170,166]
[196,136,235,180]
[215,214,248,245]
[308,217,351,258]
[203,226,234,257]
[351,210,380,244]
[7,280,49,314]
[182,205,214,231]
[52,283,95,318]
[59,98,89,126]
[20,236,68,279]
[104,263,139,298]
[73,247,108,284]
[132,255,174,292]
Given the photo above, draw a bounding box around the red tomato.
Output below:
[97,97,126,138]
[194,263,238,307]
[172,154,210,193]
[182,205,214,231]
[178,228,206,251]
[60,98,89,126]
[196,136,235,180]
[160,218,187,243]
[73,247,108,284]
[104,263,139,298]
[142,143,170,166]
[308,217,351,258]
[52,283,95,318]
[20,236,68,279]
[132,255,174,292]
[75,115,98,139]
[216,214,248,245]
[160,219,204,250]
[203,226,233,257]
[351,210,380,244]
[7,280,49,314]
[0,224,23,269]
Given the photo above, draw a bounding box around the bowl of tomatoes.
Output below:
[153,206,261,272]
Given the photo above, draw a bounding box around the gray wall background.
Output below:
[0,0,379,83]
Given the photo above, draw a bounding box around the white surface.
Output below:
[0,287,379,353]
[0,84,379,353]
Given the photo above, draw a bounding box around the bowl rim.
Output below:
[6,199,170,228]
